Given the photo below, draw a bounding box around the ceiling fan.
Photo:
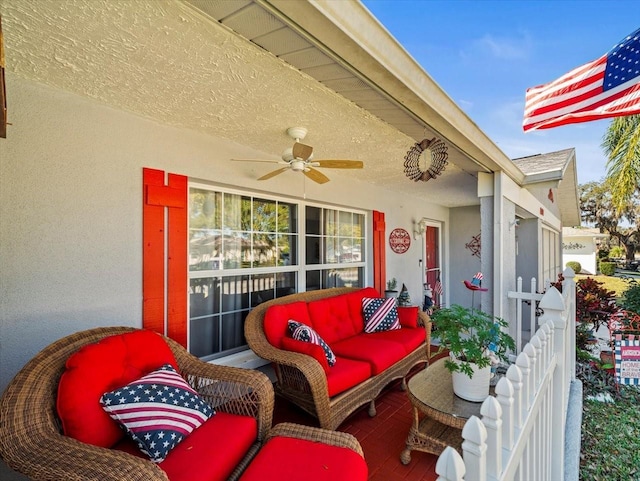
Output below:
[232,127,363,184]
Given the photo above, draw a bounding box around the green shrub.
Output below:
[566,261,582,274]
[599,261,616,276]
[622,282,640,314]
[609,246,625,258]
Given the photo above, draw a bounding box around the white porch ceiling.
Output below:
[0,0,527,207]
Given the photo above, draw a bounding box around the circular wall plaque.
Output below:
[389,228,411,254]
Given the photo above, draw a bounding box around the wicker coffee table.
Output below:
[400,357,489,464]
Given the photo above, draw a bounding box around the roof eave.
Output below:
[261,0,526,184]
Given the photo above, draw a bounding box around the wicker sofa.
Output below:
[245,287,431,430]
[0,327,367,481]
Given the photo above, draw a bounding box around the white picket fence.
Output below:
[435,268,576,481]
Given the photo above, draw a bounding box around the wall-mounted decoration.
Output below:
[563,242,585,250]
[465,233,481,258]
[403,137,448,182]
[548,188,554,202]
[389,228,411,254]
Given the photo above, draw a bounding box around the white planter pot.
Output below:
[384,290,398,299]
[450,353,491,402]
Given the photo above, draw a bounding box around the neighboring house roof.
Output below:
[513,149,581,227]
[562,227,609,238]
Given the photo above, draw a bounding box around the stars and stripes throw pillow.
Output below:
[100,364,214,463]
[362,297,400,333]
[288,320,337,367]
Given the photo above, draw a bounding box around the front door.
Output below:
[424,225,442,306]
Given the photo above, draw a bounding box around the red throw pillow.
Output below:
[281,336,331,374]
[57,330,178,448]
[397,306,419,328]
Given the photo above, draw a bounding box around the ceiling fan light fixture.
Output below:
[286,126,308,141]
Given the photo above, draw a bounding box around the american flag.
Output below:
[101,364,214,462]
[433,278,443,296]
[523,27,640,132]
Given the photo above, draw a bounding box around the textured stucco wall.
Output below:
[0,75,450,392]
[448,206,481,308]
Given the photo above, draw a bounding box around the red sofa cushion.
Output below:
[114,412,258,481]
[330,335,407,375]
[57,330,177,448]
[344,287,380,332]
[365,326,426,354]
[397,305,420,328]
[326,356,371,397]
[263,301,311,348]
[308,295,358,344]
[281,336,331,374]
[238,434,368,481]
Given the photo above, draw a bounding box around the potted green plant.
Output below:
[385,278,398,299]
[431,304,515,401]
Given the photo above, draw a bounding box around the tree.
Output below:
[601,115,640,215]
[580,181,639,261]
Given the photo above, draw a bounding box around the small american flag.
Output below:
[433,278,443,296]
[523,27,640,131]
[471,272,483,287]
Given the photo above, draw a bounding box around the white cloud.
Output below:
[463,32,532,60]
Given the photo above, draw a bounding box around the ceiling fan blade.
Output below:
[231,158,282,164]
[314,160,364,169]
[257,167,289,181]
[304,167,330,184]
[292,142,313,161]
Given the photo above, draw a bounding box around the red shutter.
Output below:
[373,211,386,295]
[143,168,188,347]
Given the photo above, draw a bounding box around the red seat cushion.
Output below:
[331,335,406,375]
[397,305,420,328]
[344,287,380,333]
[113,412,258,481]
[238,435,368,481]
[365,326,426,354]
[57,330,177,448]
[326,356,371,397]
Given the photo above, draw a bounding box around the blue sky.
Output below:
[362,0,639,184]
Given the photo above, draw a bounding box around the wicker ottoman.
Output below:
[238,423,368,481]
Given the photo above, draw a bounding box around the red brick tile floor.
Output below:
[272,360,445,481]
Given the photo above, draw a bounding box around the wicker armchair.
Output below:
[0,327,274,481]
[245,287,431,430]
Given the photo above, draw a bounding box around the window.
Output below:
[188,186,366,360]
[542,227,561,283]
[304,206,365,290]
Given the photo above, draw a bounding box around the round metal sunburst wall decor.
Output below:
[403,137,448,182]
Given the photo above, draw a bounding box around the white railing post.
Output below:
[495,377,514,450]
[462,416,487,481]
[480,396,502,479]
[538,286,567,481]
[562,267,576,380]
[515,351,531,410]
[506,364,524,429]
[523,343,537,404]
[436,446,466,481]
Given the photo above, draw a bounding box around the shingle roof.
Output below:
[512,148,575,178]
